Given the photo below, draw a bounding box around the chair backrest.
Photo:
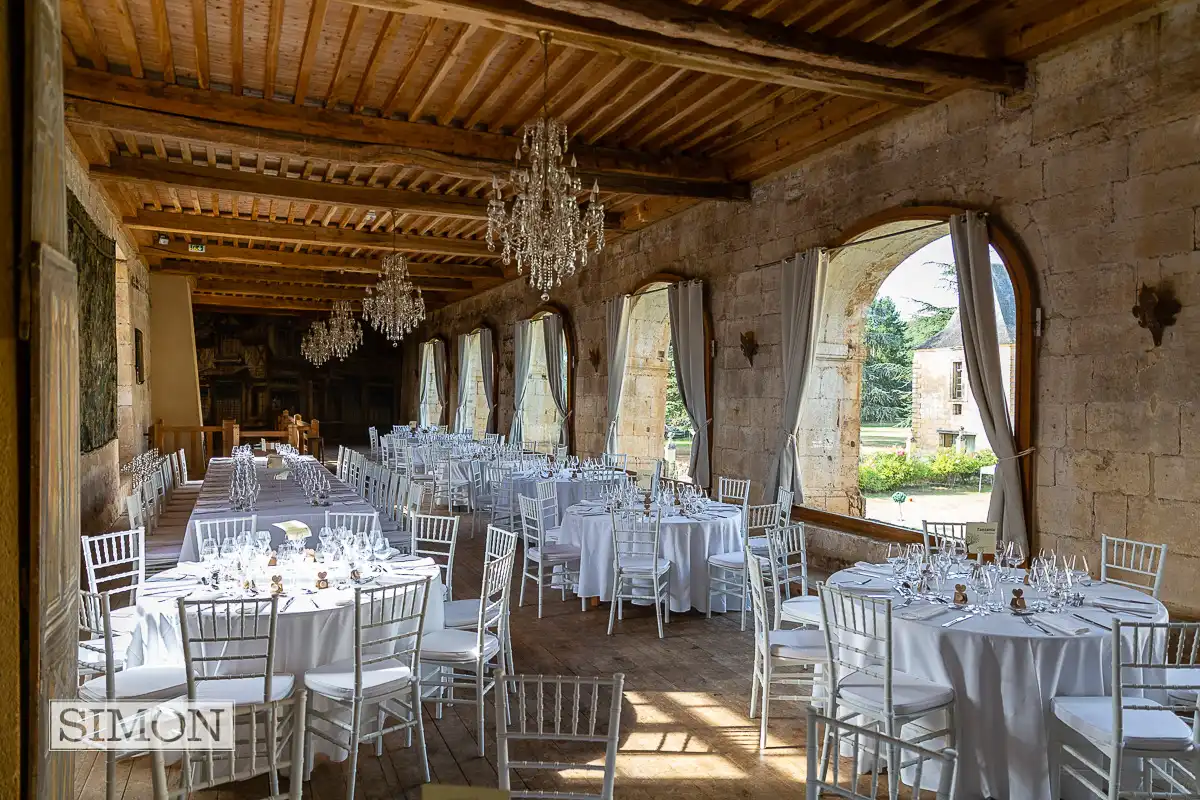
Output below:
[746,502,780,538]
[325,510,377,535]
[610,509,662,573]
[81,527,146,606]
[746,547,774,665]
[195,515,258,546]
[495,673,626,800]
[554,444,568,461]
[368,426,379,454]
[582,473,609,501]
[169,450,183,486]
[1110,620,1200,743]
[176,448,190,483]
[775,487,794,527]
[159,457,174,495]
[470,527,518,651]
[126,492,146,529]
[601,452,627,471]
[718,476,751,507]
[78,589,118,690]
[487,464,515,512]
[767,523,810,627]
[517,495,551,555]
[410,512,460,597]
[178,595,280,703]
[336,445,348,480]
[819,583,895,717]
[405,481,425,519]
[1101,535,1167,597]
[921,521,968,554]
[535,479,560,529]
[805,710,958,800]
[351,575,432,696]
[386,472,409,522]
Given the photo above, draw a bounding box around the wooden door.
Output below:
[16,0,80,793]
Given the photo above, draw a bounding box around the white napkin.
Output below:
[1036,614,1089,636]
[853,561,895,576]
[1094,598,1156,614]
[898,604,949,622]
[384,556,437,571]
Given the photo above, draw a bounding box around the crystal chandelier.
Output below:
[326,299,362,360]
[362,224,426,345]
[487,30,604,301]
[301,320,331,366]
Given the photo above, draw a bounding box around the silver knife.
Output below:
[1095,603,1154,618]
[281,597,295,612]
[1096,595,1154,605]
[1073,612,1109,631]
[942,614,972,628]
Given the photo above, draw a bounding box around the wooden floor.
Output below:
[80,479,906,800]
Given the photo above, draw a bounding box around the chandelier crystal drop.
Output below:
[301,320,332,366]
[326,299,363,361]
[362,249,426,345]
[486,30,604,302]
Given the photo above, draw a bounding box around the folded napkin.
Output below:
[1036,614,1089,636]
[1094,598,1157,614]
[852,561,895,576]
[898,604,949,622]
[384,556,437,570]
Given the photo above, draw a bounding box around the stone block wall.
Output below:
[414,4,1200,615]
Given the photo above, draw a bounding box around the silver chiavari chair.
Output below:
[1100,534,1168,598]
[81,527,146,634]
[609,509,671,639]
[410,512,460,599]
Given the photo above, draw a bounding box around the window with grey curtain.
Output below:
[509,320,534,443]
[767,247,828,502]
[454,333,471,433]
[479,327,496,433]
[541,314,571,447]
[432,339,448,426]
[950,211,1028,550]
[667,280,711,487]
[604,295,632,453]
[419,342,432,426]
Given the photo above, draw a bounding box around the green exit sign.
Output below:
[188,243,206,253]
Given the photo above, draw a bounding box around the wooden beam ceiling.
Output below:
[63,70,751,200]
[190,293,363,312]
[153,259,504,291]
[147,249,503,279]
[91,155,626,228]
[125,210,497,257]
[349,0,974,104]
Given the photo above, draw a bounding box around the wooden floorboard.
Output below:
[83,482,910,799]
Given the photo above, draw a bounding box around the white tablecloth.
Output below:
[180,457,379,562]
[125,557,445,760]
[556,501,743,614]
[820,566,1168,800]
[508,470,622,523]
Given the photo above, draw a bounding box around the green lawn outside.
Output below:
[859,424,910,457]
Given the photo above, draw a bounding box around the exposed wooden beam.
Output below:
[148,0,174,80]
[63,70,750,199]
[153,251,502,279]
[327,6,369,106]
[350,0,937,104]
[295,0,331,104]
[380,17,438,116]
[189,0,210,88]
[409,23,475,122]
[191,293,353,311]
[194,280,372,301]
[230,0,244,94]
[154,259,500,290]
[109,0,145,77]
[126,210,498,257]
[61,0,108,70]
[264,0,285,99]
[520,0,1024,89]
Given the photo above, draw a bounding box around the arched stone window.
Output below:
[515,308,573,452]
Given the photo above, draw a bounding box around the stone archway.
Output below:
[615,284,674,464]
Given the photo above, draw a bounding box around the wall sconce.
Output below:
[1132,282,1181,347]
[587,347,601,372]
[739,331,758,366]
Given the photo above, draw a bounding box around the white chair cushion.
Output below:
[192,674,295,705]
[528,544,582,563]
[708,550,768,569]
[420,629,501,663]
[305,657,414,700]
[80,666,188,701]
[837,669,955,717]
[618,556,671,575]
[1052,695,1195,751]
[768,629,827,661]
[443,598,482,629]
[780,596,824,626]
[1165,666,1200,702]
[544,526,562,544]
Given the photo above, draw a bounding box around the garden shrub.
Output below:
[858,448,997,493]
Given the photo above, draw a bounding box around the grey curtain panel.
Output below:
[950,211,1029,550]
[478,327,496,433]
[509,319,534,443]
[454,333,471,434]
[667,280,711,488]
[767,247,829,503]
[419,342,432,426]
[604,295,633,454]
[431,339,448,426]
[542,314,571,447]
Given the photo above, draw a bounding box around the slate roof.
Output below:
[915,262,1017,349]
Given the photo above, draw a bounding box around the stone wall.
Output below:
[414,3,1200,615]
[66,145,153,532]
[911,344,1016,455]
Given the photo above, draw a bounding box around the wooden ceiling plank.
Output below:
[153,249,502,278]
[63,72,748,197]
[409,23,476,123]
[295,0,332,104]
[516,0,1023,87]
[443,28,506,124]
[109,0,145,77]
[463,37,539,130]
[169,265,481,291]
[673,84,787,151]
[327,6,370,106]
[190,0,210,89]
[348,0,940,104]
[61,0,108,70]
[148,0,175,81]
[191,293,350,311]
[585,67,687,144]
[499,43,586,132]
[380,17,438,116]
[555,57,631,129]
[623,72,722,147]
[126,210,499,256]
[264,0,285,99]
[230,0,244,94]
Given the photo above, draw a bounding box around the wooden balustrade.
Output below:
[147,420,224,479]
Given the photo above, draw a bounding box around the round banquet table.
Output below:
[124,556,445,761]
[555,501,744,614]
[507,469,623,522]
[805,564,1169,800]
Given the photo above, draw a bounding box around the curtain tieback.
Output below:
[998,446,1036,461]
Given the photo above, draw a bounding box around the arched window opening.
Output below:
[516,311,569,452]
[418,340,445,427]
[456,330,491,438]
[794,211,1033,540]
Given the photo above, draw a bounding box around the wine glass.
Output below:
[200,537,218,566]
[372,531,390,562]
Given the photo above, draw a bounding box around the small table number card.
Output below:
[966,522,999,557]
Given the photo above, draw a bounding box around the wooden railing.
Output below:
[222,418,323,461]
[148,420,225,479]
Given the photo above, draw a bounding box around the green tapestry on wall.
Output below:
[69,189,118,454]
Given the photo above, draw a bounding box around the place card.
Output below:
[966,523,999,556]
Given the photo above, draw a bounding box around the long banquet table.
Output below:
[798,564,1170,800]
[179,456,380,562]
